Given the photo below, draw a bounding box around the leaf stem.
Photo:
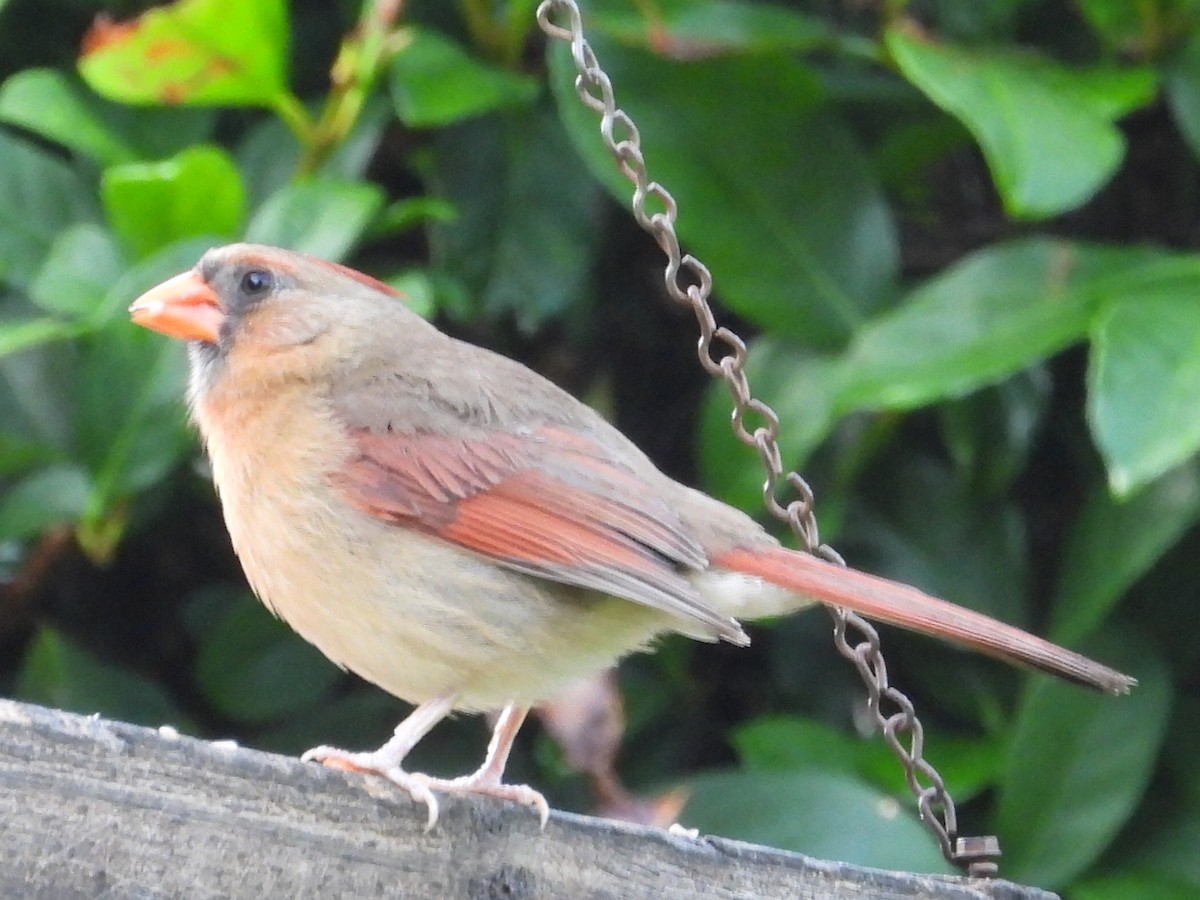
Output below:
[271,91,316,146]
[295,0,409,176]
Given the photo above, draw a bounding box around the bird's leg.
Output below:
[302,698,547,829]
[475,703,529,785]
[410,704,549,827]
[302,692,456,828]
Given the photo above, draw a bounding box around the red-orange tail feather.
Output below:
[712,546,1135,695]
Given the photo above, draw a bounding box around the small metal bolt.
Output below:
[956,835,1002,878]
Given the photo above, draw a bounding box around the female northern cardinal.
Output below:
[129,244,1134,827]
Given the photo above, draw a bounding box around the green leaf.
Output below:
[850,455,1030,626]
[732,715,867,774]
[731,713,1006,802]
[75,320,192,516]
[385,269,438,320]
[0,334,77,452]
[0,68,216,165]
[73,240,212,517]
[938,368,1052,495]
[0,130,98,289]
[389,27,539,127]
[855,732,1004,805]
[696,337,837,509]
[873,117,971,201]
[193,595,343,724]
[1075,873,1200,900]
[28,224,124,318]
[994,631,1171,889]
[372,196,458,237]
[1125,805,1200,891]
[837,239,1151,412]
[234,116,304,211]
[78,0,291,108]
[0,432,51,476]
[101,144,244,259]
[0,465,90,539]
[426,105,603,331]
[0,318,84,360]
[1133,531,1200,679]
[1077,0,1162,52]
[16,627,192,729]
[683,768,952,873]
[244,179,384,261]
[1088,281,1200,495]
[591,0,836,55]
[1123,697,1200,888]
[886,27,1157,218]
[551,38,897,347]
[1053,461,1200,644]
[0,68,138,165]
[1167,36,1200,161]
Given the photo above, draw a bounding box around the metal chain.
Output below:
[535,0,1001,877]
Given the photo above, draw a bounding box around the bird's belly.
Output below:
[221,473,673,712]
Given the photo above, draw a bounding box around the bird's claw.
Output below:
[301,744,373,772]
[302,746,548,830]
[430,772,551,829]
[391,770,441,830]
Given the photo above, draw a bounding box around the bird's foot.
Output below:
[416,769,550,829]
[302,745,443,829]
[301,745,549,831]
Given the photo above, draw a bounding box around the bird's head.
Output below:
[129,243,412,396]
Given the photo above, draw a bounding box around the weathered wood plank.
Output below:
[0,699,1053,899]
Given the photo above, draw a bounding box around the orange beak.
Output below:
[129,271,225,343]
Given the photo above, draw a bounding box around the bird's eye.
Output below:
[240,269,274,296]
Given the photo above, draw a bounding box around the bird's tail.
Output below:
[712,545,1135,695]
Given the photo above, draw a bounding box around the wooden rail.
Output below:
[0,698,1054,899]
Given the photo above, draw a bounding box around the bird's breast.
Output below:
[191,384,672,711]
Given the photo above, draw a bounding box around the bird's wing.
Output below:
[330,422,748,645]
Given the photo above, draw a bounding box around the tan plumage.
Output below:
[129,243,1135,826]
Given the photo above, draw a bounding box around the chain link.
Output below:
[536,0,1001,877]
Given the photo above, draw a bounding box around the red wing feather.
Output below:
[332,425,747,644]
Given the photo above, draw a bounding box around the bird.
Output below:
[128,243,1135,828]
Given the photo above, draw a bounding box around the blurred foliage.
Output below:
[0,0,1197,892]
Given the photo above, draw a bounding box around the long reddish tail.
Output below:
[712,545,1135,695]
